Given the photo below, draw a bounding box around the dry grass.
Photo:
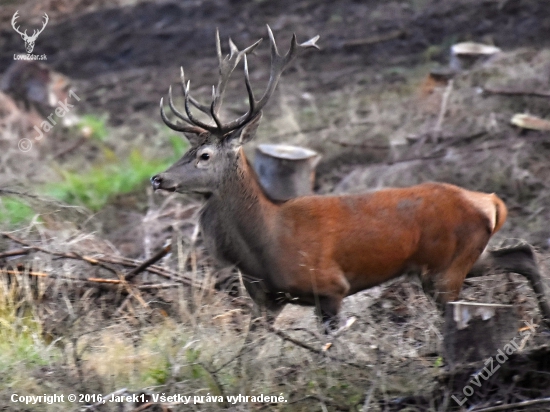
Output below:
[1,212,549,411]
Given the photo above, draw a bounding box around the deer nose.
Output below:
[150,175,163,190]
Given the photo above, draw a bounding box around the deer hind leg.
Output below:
[424,248,484,311]
[314,295,344,333]
[468,244,550,327]
[311,267,350,333]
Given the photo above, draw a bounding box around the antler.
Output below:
[161,31,261,135]
[188,29,263,118]
[160,26,319,137]
[11,11,25,37]
[27,13,49,41]
[222,25,319,133]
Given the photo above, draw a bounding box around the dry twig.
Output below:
[434,79,454,134]
[1,232,120,276]
[483,87,550,98]
[0,248,29,259]
[267,324,369,369]
[342,30,405,48]
[125,242,172,281]
[0,232,197,286]
[470,396,550,412]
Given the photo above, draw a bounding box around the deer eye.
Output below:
[196,147,214,166]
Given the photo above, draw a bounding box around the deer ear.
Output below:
[229,112,263,148]
[183,132,205,147]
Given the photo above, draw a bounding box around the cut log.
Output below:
[444,302,519,368]
[449,42,501,71]
[254,144,321,201]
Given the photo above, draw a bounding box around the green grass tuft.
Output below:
[0,198,35,226]
[0,288,58,374]
[46,133,187,211]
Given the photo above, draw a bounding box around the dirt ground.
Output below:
[1,0,550,411]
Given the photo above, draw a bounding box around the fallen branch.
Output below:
[125,242,172,281]
[116,273,149,309]
[1,232,120,276]
[329,139,388,150]
[2,268,50,278]
[0,248,29,259]
[136,282,181,290]
[267,324,369,369]
[101,255,195,286]
[342,29,405,48]
[390,141,507,165]
[1,268,154,287]
[2,266,191,294]
[0,188,42,199]
[0,232,196,286]
[26,239,150,308]
[482,87,550,98]
[471,396,550,412]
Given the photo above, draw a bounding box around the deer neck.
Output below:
[200,147,280,279]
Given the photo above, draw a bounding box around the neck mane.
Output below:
[200,147,280,282]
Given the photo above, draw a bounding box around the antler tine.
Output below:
[183,80,218,133]
[172,66,230,133]
[243,55,256,116]
[160,98,206,134]
[216,28,224,65]
[168,85,195,125]
[210,33,262,119]
[221,25,319,133]
[257,26,319,109]
[210,85,223,130]
[180,67,211,115]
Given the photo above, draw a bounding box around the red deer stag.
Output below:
[151,27,550,330]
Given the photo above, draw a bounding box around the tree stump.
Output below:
[449,42,501,71]
[254,144,321,201]
[443,302,519,368]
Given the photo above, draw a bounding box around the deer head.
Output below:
[151,26,319,195]
[12,11,49,54]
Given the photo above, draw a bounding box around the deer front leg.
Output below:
[242,277,285,327]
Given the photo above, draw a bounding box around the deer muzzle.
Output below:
[150,174,177,192]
